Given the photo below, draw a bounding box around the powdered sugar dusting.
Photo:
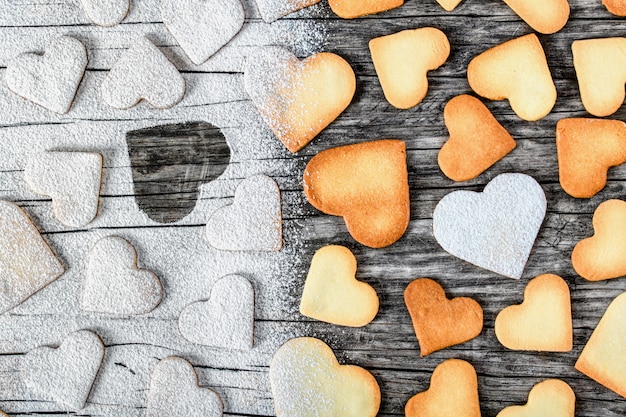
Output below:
[254,0,321,23]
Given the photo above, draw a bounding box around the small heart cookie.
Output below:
[502,0,570,34]
[603,0,626,15]
[572,38,626,117]
[439,94,516,181]
[303,140,410,248]
[495,274,572,352]
[435,0,463,11]
[369,28,450,109]
[6,36,87,114]
[270,337,380,417]
[404,278,483,356]
[329,0,403,18]
[300,245,379,327]
[254,0,321,22]
[244,46,356,153]
[497,379,575,417]
[405,359,480,417]
[79,0,129,26]
[468,34,556,121]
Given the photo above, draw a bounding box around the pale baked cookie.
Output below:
[502,0,570,34]
[435,0,463,11]
[603,0,626,15]
[467,34,556,121]
[303,140,410,248]
[329,0,404,18]
[300,245,379,327]
[404,278,483,356]
[270,337,380,417]
[439,94,516,181]
[254,0,321,22]
[495,274,572,352]
[79,0,129,26]
[369,28,450,109]
[497,379,575,417]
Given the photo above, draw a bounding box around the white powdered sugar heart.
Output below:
[81,236,162,315]
[79,0,130,26]
[24,151,102,228]
[161,0,245,65]
[100,36,185,109]
[5,36,88,114]
[254,0,321,23]
[178,274,254,350]
[433,173,547,279]
[21,330,104,411]
[205,175,282,252]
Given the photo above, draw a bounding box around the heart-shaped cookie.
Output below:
[433,173,546,279]
[300,245,379,327]
[303,140,410,248]
[101,36,185,109]
[497,379,575,417]
[81,236,162,315]
[329,0,404,18]
[24,151,102,227]
[161,0,245,65]
[205,175,282,252]
[146,357,223,417]
[502,0,570,34]
[405,359,480,417]
[603,0,626,15]
[495,274,572,351]
[369,28,450,109]
[435,0,463,11]
[556,118,626,198]
[270,337,380,417]
[254,0,321,22]
[467,34,556,122]
[6,36,87,114]
[244,46,356,153]
[178,274,254,350]
[21,330,104,410]
[404,278,483,356]
[572,38,626,117]
[79,0,129,26]
[439,94,516,181]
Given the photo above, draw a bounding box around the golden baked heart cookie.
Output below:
[435,0,463,11]
[497,379,575,417]
[404,278,483,356]
[329,0,404,18]
[502,0,570,34]
[495,274,572,352]
[405,359,480,417]
[603,0,626,15]
[439,94,516,181]
[244,46,356,153]
[468,34,556,122]
[369,28,450,109]
[303,140,410,248]
[300,245,378,327]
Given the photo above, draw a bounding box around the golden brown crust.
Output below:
[604,0,626,15]
[502,0,569,34]
[435,0,463,11]
[329,0,404,18]
[496,379,575,417]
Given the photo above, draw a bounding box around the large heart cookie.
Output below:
[79,0,129,26]
[303,140,410,248]
[161,0,245,65]
[329,0,404,18]
[6,36,87,114]
[405,359,480,417]
[270,337,380,417]
[497,379,575,417]
[439,94,516,181]
[178,274,254,350]
[603,0,626,15]
[404,278,483,356]
[300,245,379,327]
[495,274,572,351]
[244,46,356,153]
[433,173,546,279]
[502,0,570,34]
[254,0,321,22]
[21,330,104,410]
[468,34,556,121]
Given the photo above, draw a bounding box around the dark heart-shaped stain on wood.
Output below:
[126,122,231,223]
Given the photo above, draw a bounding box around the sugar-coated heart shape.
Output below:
[572,38,626,117]
[603,0,626,15]
[369,28,450,109]
[300,245,379,327]
[497,379,575,417]
[270,337,380,417]
[405,359,480,417]
[556,118,626,198]
[6,36,87,114]
[439,94,516,181]
[21,330,104,410]
[101,36,185,109]
[205,175,282,252]
[468,34,556,121]
[24,151,102,227]
[79,0,129,26]
[81,236,162,315]
[404,278,483,356]
[303,140,410,248]
[435,0,463,11]
[244,46,356,153]
[433,173,546,279]
[495,274,572,351]
[161,0,245,65]
[329,0,404,18]
[146,357,223,417]
[178,275,254,350]
[502,0,570,34]
[253,0,321,23]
